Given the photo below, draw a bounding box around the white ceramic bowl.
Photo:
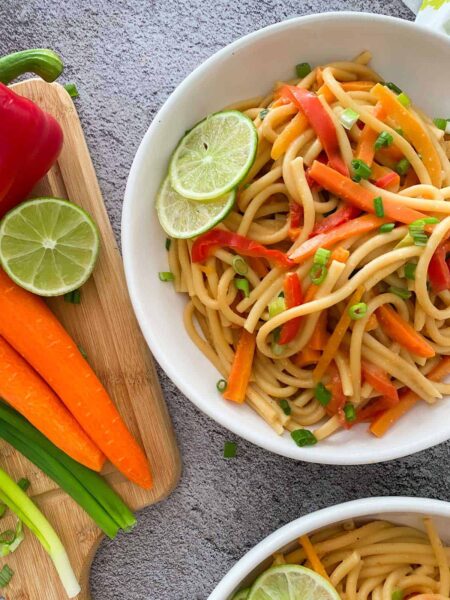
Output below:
[123,12,450,464]
[208,496,450,599]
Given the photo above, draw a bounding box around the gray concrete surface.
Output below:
[4,1,448,599]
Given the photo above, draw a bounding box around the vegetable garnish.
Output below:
[314,382,331,406]
[0,520,24,557]
[232,256,249,275]
[159,271,175,282]
[391,590,404,600]
[388,286,412,299]
[279,399,291,415]
[223,441,237,458]
[339,108,359,130]
[17,478,30,492]
[343,403,357,422]
[313,247,331,265]
[216,379,227,392]
[64,82,79,98]
[309,264,328,285]
[409,217,439,246]
[296,62,312,78]
[0,49,63,85]
[379,223,395,233]
[165,238,171,251]
[374,171,400,191]
[223,329,256,404]
[373,196,384,218]
[385,81,403,94]
[279,273,303,345]
[0,465,80,597]
[64,289,81,304]
[348,302,368,320]
[428,241,450,292]
[361,361,399,404]
[0,564,13,588]
[269,297,286,319]
[395,158,410,176]
[235,277,250,298]
[0,269,152,489]
[291,429,318,447]
[310,205,361,238]
[404,262,417,280]
[351,159,372,182]
[259,108,269,120]
[374,131,394,150]
[434,118,448,131]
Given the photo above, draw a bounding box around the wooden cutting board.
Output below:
[0,79,181,600]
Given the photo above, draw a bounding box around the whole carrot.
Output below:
[0,270,152,489]
[0,336,105,471]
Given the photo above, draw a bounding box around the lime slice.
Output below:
[169,110,258,201]
[156,176,235,239]
[0,197,99,297]
[248,565,340,600]
[232,588,250,599]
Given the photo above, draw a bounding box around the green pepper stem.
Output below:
[0,49,64,85]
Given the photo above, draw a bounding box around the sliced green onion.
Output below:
[0,521,24,557]
[373,196,384,218]
[78,345,88,360]
[385,82,403,94]
[272,326,281,343]
[348,302,368,320]
[296,62,312,78]
[64,289,81,304]
[165,238,171,251]
[389,286,411,299]
[272,342,284,356]
[409,217,439,246]
[279,399,292,416]
[404,263,417,280]
[313,247,331,266]
[64,82,79,98]
[395,158,410,176]
[343,403,357,422]
[433,118,447,131]
[314,382,331,406]
[309,264,328,285]
[351,159,372,181]
[374,131,394,149]
[223,441,237,458]
[232,256,248,275]
[339,108,359,130]
[17,478,30,492]
[0,564,13,588]
[158,271,175,282]
[259,108,269,120]
[291,429,318,447]
[394,127,404,137]
[397,92,410,107]
[379,223,395,233]
[216,379,227,392]
[268,297,286,319]
[235,277,250,298]
[392,590,404,600]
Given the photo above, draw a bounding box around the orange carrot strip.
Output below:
[365,313,378,332]
[317,84,335,104]
[313,286,365,382]
[303,284,319,303]
[376,304,435,359]
[248,257,269,279]
[289,214,385,264]
[310,311,329,350]
[299,535,329,580]
[361,360,399,405]
[402,168,420,189]
[375,144,404,168]
[271,112,309,160]
[0,336,105,471]
[223,329,256,404]
[294,348,321,368]
[308,160,427,225]
[330,247,350,263]
[356,105,386,166]
[371,162,400,192]
[341,81,376,92]
[370,357,450,437]
[0,269,152,489]
[372,83,442,187]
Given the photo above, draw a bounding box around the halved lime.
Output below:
[0,197,99,297]
[248,565,340,600]
[169,110,258,201]
[156,176,235,239]
[232,588,251,599]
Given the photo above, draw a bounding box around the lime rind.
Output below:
[169,110,258,201]
[248,565,340,600]
[232,588,250,599]
[0,197,100,297]
[156,176,235,239]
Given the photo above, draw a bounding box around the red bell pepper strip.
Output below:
[289,201,303,229]
[279,85,349,177]
[374,172,400,191]
[309,204,361,238]
[325,364,348,427]
[354,397,394,424]
[361,360,399,405]
[428,241,450,293]
[191,229,294,268]
[0,83,63,217]
[279,273,303,345]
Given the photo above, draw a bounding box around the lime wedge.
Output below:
[156,176,235,239]
[0,197,99,297]
[232,588,250,599]
[169,110,257,201]
[248,565,340,600]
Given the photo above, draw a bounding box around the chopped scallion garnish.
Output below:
[313,247,331,266]
[389,286,411,299]
[373,196,384,218]
[158,271,175,282]
[433,118,447,131]
[309,263,328,285]
[351,159,372,182]
[343,403,356,422]
[64,82,79,98]
[223,441,237,458]
[165,238,171,251]
[394,127,404,137]
[339,108,359,130]
[408,217,439,246]
[385,82,403,95]
[0,564,13,588]
[374,131,393,150]
[291,429,317,447]
[348,302,368,320]
[279,399,291,416]
[234,277,250,298]
[392,589,404,600]
[379,223,395,233]
[395,158,410,176]
[259,108,269,120]
[216,379,227,392]
[232,256,248,275]
[397,92,410,107]
[64,289,81,304]
[314,382,331,406]
[296,62,312,78]
[268,297,286,319]
[404,263,417,280]
[272,342,284,356]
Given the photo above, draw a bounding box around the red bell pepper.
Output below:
[279,85,349,177]
[354,397,394,424]
[279,273,303,344]
[374,171,400,191]
[191,229,294,268]
[361,360,398,405]
[428,241,450,293]
[288,200,303,241]
[325,364,348,427]
[309,204,361,238]
[0,83,63,217]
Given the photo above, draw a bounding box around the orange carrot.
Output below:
[356,105,386,166]
[330,246,350,263]
[402,168,420,189]
[303,283,319,303]
[294,348,321,368]
[248,257,269,279]
[361,360,398,405]
[0,269,152,489]
[376,304,435,359]
[370,357,450,437]
[0,336,105,471]
[289,214,385,264]
[341,81,376,92]
[271,112,309,160]
[310,311,329,350]
[317,84,335,104]
[223,329,256,403]
[308,160,427,225]
[299,535,329,580]
[375,144,404,168]
[365,313,378,331]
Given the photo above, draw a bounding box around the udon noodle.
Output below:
[164,51,450,442]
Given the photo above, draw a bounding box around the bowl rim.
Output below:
[122,11,450,465]
[207,496,450,599]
